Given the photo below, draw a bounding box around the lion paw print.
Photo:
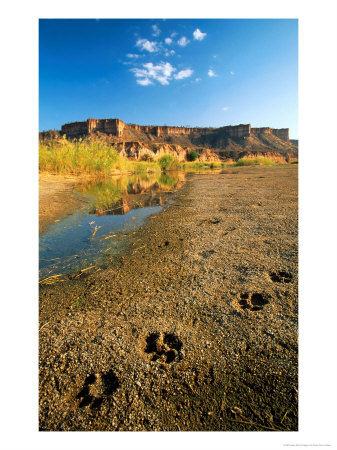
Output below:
[144,332,183,364]
[76,370,119,409]
[237,292,269,312]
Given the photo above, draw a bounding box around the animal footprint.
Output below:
[158,241,170,248]
[201,249,216,258]
[269,271,293,283]
[199,217,222,226]
[144,332,183,364]
[237,292,269,312]
[76,370,119,409]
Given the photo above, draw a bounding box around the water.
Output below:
[39,172,185,280]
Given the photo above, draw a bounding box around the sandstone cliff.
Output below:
[41,117,298,163]
[116,141,219,162]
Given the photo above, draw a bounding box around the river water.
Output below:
[39,172,186,280]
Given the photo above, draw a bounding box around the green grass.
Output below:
[234,157,275,166]
[39,137,160,175]
[178,161,225,172]
[40,136,279,175]
[158,154,180,171]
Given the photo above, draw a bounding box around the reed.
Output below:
[39,137,160,175]
[235,157,275,166]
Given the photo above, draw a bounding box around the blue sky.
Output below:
[39,19,298,138]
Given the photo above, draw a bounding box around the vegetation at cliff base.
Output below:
[186,150,199,162]
[235,157,275,166]
[158,155,180,171]
[39,137,160,175]
[39,136,284,176]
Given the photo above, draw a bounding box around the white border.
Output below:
[1,1,337,449]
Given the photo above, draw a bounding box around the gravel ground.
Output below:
[39,165,298,431]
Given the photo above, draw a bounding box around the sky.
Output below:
[39,19,298,138]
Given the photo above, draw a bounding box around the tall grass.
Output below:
[234,157,275,166]
[178,161,224,172]
[39,137,160,175]
[39,136,278,176]
[158,155,180,171]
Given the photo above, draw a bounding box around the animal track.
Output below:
[158,241,170,248]
[199,217,222,226]
[269,271,293,283]
[237,292,269,312]
[76,370,119,409]
[144,332,183,364]
[201,249,216,258]
[223,227,236,236]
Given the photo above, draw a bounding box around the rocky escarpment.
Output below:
[116,141,219,162]
[40,118,298,163]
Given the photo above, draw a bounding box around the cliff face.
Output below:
[60,118,290,142]
[116,141,219,162]
[53,117,298,163]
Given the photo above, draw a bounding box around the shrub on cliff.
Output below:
[186,150,199,162]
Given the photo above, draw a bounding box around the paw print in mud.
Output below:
[269,271,293,283]
[144,332,183,364]
[237,292,270,312]
[76,370,119,409]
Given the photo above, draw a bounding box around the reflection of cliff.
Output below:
[78,173,186,216]
[99,192,168,216]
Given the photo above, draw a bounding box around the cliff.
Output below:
[42,117,298,163]
[60,118,290,142]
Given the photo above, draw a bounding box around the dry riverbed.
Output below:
[39,165,298,431]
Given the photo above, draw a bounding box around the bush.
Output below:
[158,154,179,171]
[186,150,199,162]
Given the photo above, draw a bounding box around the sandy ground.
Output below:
[39,173,88,234]
[39,165,298,431]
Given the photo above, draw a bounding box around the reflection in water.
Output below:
[39,172,185,280]
[77,171,186,215]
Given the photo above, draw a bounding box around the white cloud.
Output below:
[230,71,235,75]
[152,25,160,37]
[137,78,153,86]
[174,69,194,80]
[165,37,172,45]
[177,36,190,47]
[131,62,176,85]
[126,53,140,58]
[195,77,201,82]
[171,32,177,38]
[193,28,207,41]
[222,106,229,111]
[164,49,175,57]
[136,39,158,53]
[208,69,216,77]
